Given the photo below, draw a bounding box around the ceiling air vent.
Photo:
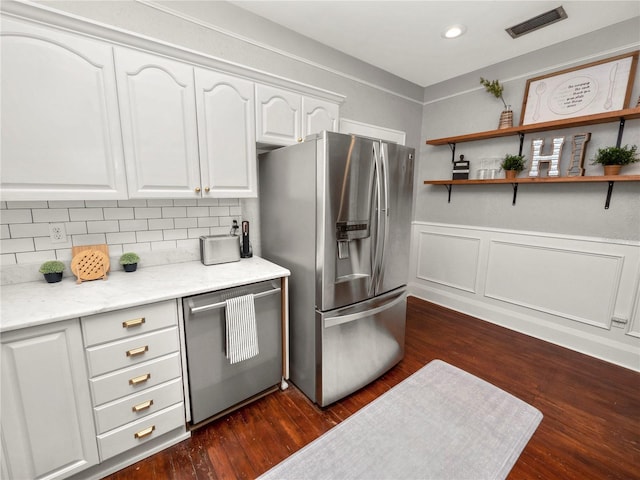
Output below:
[506,6,568,39]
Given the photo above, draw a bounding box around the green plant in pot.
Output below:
[500,154,526,179]
[39,260,65,283]
[119,252,140,272]
[591,144,638,176]
[480,77,512,129]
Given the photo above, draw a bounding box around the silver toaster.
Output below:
[199,235,240,265]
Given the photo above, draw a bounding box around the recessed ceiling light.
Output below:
[442,25,466,39]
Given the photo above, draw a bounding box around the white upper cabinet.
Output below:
[195,69,257,197]
[115,47,201,198]
[0,17,127,200]
[302,96,340,137]
[256,84,340,146]
[255,84,302,146]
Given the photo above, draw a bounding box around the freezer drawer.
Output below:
[317,287,406,406]
[183,279,282,425]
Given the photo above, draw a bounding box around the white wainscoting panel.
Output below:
[416,231,480,293]
[409,222,640,371]
[485,241,623,329]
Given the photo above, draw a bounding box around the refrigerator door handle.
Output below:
[376,142,391,293]
[323,289,406,328]
[369,141,383,296]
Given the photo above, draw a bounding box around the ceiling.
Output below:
[231,1,640,88]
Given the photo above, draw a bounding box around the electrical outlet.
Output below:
[48,223,67,243]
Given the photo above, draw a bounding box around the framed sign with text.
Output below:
[520,51,638,125]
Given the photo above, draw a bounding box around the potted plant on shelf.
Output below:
[39,260,65,283]
[119,252,140,272]
[500,154,526,179]
[480,77,512,129]
[591,144,638,176]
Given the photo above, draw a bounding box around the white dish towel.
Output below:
[225,293,259,364]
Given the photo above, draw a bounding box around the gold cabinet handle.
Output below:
[195,186,201,193]
[204,186,210,193]
[134,425,155,439]
[129,373,151,385]
[126,345,148,357]
[297,137,303,142]
[122,317,145,328]
[132,399,154,413]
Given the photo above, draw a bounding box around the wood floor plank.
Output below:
[102,296,640,479]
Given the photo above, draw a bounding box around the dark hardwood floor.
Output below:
[105,296,640,479]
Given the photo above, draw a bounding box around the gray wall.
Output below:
[418,18,640,241]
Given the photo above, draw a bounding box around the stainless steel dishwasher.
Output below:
[183,279,283,426]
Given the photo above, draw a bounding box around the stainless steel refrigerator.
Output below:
[259,131,414,406]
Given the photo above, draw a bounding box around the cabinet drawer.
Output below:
[97,402,185,461]
[90,352,182,406]
[86,326,179,377]
[82,300,178,347]
[94,378,183,434]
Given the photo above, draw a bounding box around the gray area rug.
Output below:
[259,359,542,480]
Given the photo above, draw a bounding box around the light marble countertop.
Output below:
[1,257,290,333]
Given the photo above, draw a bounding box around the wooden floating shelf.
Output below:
[423,175,640,185]
[425,108,640,146]
[423,175,640,209]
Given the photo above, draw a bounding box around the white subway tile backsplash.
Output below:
[187,207,209,217]
[175,218,198,229]
[147,199,174,207]
[0,209,32,224]
[0,198,242,280]
[134,207,162,219]
[87,220,120,234]
[1,238,35,253]
[119,219,149,232]
[106,232,137,244]
[162,206,187,218]
[85,200,119,207]
[32,208,71,222]
[70,208,104,221]
[48,200,86,208]
[163,229,188,240]
[73,234,107,245]
[136,230,163,242]
[10,223,49,238]
[104,208,134,220]
[16,250,55,264]
[148,218,174,230]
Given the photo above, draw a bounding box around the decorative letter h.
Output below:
[529,137,564,177]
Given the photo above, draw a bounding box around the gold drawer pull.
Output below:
[134,425,155,439]
[132,399,154,412]
[129,373,151,385]
[126,345,148,357]
[122,317,145,328]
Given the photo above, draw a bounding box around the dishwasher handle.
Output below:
[187,287,281,315]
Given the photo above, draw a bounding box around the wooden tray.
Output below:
[71,249,109,284]
[72,244,110,270]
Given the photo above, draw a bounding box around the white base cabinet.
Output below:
[1,320,99,480]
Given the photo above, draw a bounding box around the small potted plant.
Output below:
[500,154,527,179]
[591,144,638,176]
[119,252,140,272]
[39,260,65,283]
[480,77,512,129]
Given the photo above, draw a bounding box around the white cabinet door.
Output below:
[0,17,127,201]
[115,47,201,198]
[255,84,302,146]
[303,97,339,137]
[1,320,99,480]
[195,69,257,197]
